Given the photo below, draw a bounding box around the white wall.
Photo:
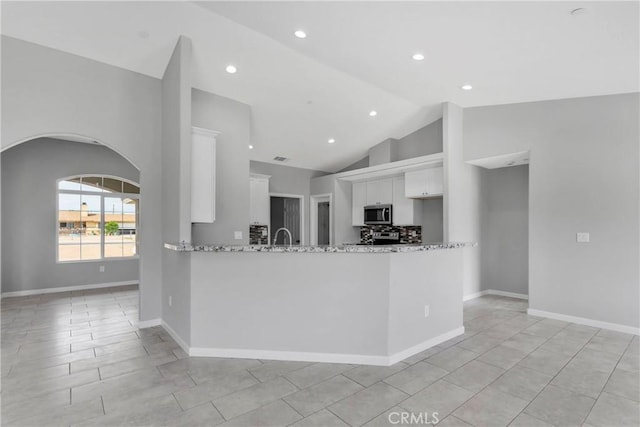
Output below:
[1,138,139,293]
[481,165,529,295]
[387,250,463,354]
[191,252,391,357]
[190,249,464,362]
[1,36,163,321]
[191,89,251,245]
[309,174,360,245]
[161,37,192,341]
[334,179,360,245]
[443,103,483,297]
[421,198,444,243]
[465,93,639,329]
[250,161,326,244]
[341,118,443,172]
[395,118,443,161]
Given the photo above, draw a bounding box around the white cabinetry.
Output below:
[352,177,421,226]
[405,166,443,199]
[249,174,270,225]
[366,179,393,205]
[392,177,422,225]
[351,181,367,226]
[191,127,220,223]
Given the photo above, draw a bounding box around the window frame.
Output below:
[56,174,140,263]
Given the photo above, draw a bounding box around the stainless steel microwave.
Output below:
[364,204,392,225]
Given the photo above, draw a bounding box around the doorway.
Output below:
[310,194,332,245]
[270,194,303,245]
[317,202,330,245]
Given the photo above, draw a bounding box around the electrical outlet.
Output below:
[234,231,243,240]
[424,305,430,317]
[168,296,172,307]
[576,232,590,243]
[99,265,105,273]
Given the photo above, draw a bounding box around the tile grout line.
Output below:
[281,397,306,420]
[583,335,634,421]
[514,327,608,425]
[8,293,633,427]
[396,305,559,425]
[325,404,356,427]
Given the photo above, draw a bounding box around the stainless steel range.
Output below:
[372,231,401,245]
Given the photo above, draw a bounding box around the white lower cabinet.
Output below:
[405,166,443,198]
[392,176,422,225]
[249,174,270,226]
[352,181,367,226]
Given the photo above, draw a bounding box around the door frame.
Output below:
[310,193,333,246]
[269,193,305,245]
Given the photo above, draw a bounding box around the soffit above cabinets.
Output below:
[466,151,530,169]
[337,152,444,182]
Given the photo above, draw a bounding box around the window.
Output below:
[57,175,139,262]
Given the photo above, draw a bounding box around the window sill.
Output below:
[56,256,140,264]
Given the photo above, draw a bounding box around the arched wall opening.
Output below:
[1,134,143,302]
[1,35,164,322]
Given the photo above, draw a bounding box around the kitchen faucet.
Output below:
[272,227,293,247]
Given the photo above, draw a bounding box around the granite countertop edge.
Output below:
[163,242,476,253]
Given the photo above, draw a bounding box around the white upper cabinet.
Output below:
[353,177,421,226]
[249,174,270,225]
[392,176,422,225]
[191,127,220,223]
[351,181,367,226]
[366,178,393,205]
[405,166,443,199]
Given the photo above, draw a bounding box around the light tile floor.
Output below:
[1,286,639,426]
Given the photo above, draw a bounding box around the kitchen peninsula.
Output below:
[164,242,470,366]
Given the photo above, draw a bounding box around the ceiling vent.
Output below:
[273,156,289,162]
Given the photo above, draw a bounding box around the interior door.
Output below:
[317,202,330,245]
[271,196,301,245]
[283,198,301,244]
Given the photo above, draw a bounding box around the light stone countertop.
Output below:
[163,242,475,253]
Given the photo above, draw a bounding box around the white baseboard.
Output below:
[463,291,487,301]
[161,321,190,355]
[486,290,528,300]
[1,281,139,298]
[463,289,529,301]
[189,346,391,366]
[388,326,465,365]
[189,326,465,366]
[137,318,162,329]
[527,308,639,336]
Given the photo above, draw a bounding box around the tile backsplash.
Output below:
[360,225,422,244]
[249,225,269,245]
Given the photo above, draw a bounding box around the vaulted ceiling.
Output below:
[2,1,638,172]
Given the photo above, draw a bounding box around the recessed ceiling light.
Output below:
[369,110,378,117]
[328,138,336,144]
[248,145,254,150]
[294,30,307,39]
[412,53,425,61]
[570,8,588,16]
[137,31,150,39]
[461,84,473,91]
[225,65,237,74]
